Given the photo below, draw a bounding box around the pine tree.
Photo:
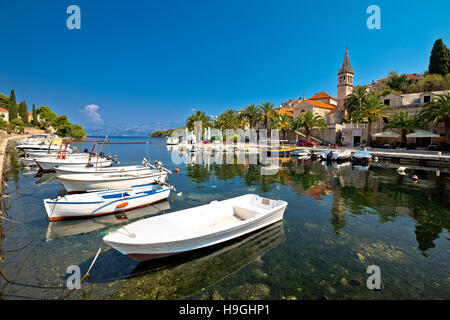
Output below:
[32,104,38,126]
[18,100,29,124]
[8,89,18,121]
[428,39,450,76]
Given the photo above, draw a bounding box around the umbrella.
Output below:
[406,130,439,138]
[372,131,400,138]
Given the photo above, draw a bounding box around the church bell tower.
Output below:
[336,47,354,122]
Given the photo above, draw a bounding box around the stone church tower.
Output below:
[336,48,354,123]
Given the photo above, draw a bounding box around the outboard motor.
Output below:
[99,152,105,158]
[83,148,89,153]
[327,151,332,161]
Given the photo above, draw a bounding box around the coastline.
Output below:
[0,134,29,200]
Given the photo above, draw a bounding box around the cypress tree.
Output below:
[32,104,38,126]
[18,100,29,124]
[8,89,18,120]
[428,39,450,76]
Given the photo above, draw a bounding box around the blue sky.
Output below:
[0,0,449,135]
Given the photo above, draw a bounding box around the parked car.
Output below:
[296,139,316,147]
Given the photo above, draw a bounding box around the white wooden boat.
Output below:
[46,200,171,240]
[54,163,152,175]
[44,184,171,222]
[166,137,179,145]
[352,150,372,164]
[16,143,62,152]
[291,149,310,157]
[103,194,288,261]
[319,150,352,161]
[35,156,112,171]
[57,170,168,192]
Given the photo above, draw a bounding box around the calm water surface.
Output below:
[0,137,449,300]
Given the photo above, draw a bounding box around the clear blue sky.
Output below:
[1,0,449,134]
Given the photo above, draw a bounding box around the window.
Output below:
[423,96,431,103]
[413,99,420,103]
[384,99,390,106]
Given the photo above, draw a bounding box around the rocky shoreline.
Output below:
[0,135,29,214]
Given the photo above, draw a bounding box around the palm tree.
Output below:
[383,111,426,147]
[273,113,292,140]
[420,92,450,143]
[241,104,261,129]
[344,85,369,119]
[259,102,276,131]
[186,110,211,131]
[215,109,239,131]
[290,111,327,142]
[350,96,391,146]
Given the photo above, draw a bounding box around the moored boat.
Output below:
[291,149,311,157]
[57,169,168,192]
[35,156,112,171]
[44,184,171,222]
[352,150,372,164]
[103,194,288,261]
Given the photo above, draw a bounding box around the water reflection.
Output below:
[104,222,285,299]
[46,201,171,240]
[178,149,449,255]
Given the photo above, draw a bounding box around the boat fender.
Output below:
[116,202,129,209]
[412,175,418,182]
[175,168,180,173]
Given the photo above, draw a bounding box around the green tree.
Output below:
[216,109,239,130]
[290,111,327,142]
[428,39,450,76]
[32,104,38,126]
[18,100,29,125]
[420,92,450,143]
[186,110,211,131]
[350,96,392,146]
[273,113,292,140]
[259,102,276,131]
[241,104,261,129]
[344,85,369,119]
[0,93,9,110]
[70,124,86,138]
[8,89,18,121]
[386,71,411,92]
[37,106,57,128]
[383,111,426,147]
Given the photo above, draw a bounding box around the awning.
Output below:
[372,131,400,138]
[406,130,439,138]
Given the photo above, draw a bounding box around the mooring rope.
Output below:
[60,247,102,300]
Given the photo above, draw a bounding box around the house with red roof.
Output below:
[0,108,9,122]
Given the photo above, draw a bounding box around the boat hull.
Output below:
[54,164,151,175]
[103,195,287,262]
[58,171,168,192]
[44,185,170,222]
[36,158,112,171]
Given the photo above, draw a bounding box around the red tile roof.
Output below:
[305,99,337,111]
[0,108,8,112]
[308,91,336,101]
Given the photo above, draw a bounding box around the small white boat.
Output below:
[319,150,352,161]
[35,156,112,171]
[291,149,310,157]
[103,194,288,261]
[352,150,372,164]
[16,144,62,152]
[44,184,171,222]
[167,137,179,145]
[54,163,151,175]
[57,170,168,192]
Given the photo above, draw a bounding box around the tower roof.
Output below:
[339,48,353,74]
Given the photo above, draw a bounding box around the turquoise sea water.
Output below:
[0,137,449,299]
